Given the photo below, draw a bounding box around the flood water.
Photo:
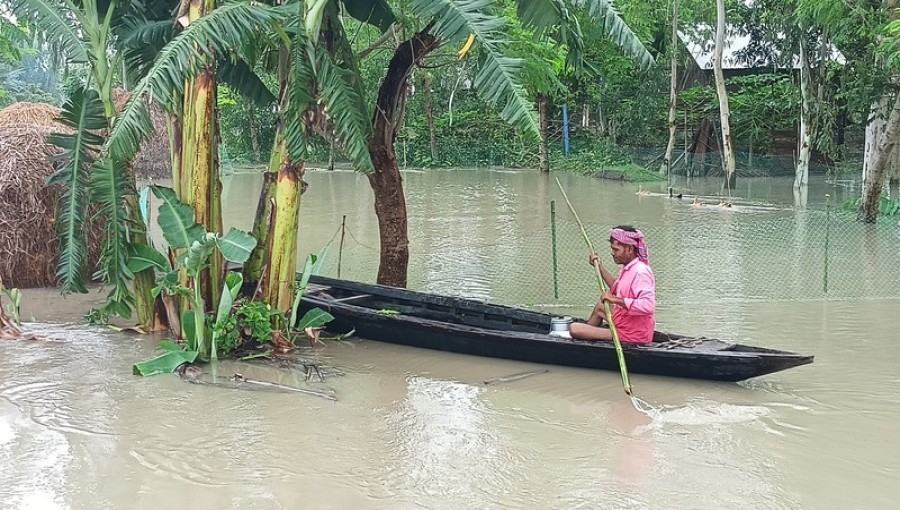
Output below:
[4,169,899,509]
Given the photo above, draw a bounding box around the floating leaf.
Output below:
[133,350,198,377]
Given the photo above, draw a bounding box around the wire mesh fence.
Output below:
[310,204,900,311]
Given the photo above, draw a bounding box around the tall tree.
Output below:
[713,0,736,189]
[798,0,900,221]
[661,0,679,176]
[363,0,654,287]
[795,33,813,191]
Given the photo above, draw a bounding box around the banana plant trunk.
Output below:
[367,30,439,287]
[259,133,303,312]
[246,44,303,311]
[245,142,281,282]
[178,0,223,310]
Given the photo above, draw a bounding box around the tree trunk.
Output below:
[661,0,679,175]
[421,72,438,163]
[863,96,889,188]
[367,30,439,287]
[860,92,900,222]
[246,38,306,310]
[713,0,736,189]
[178,0,223,313]
[795,36,813,191]
[538,94,549,173]
[247,45,290,285]
[260,142,303,312]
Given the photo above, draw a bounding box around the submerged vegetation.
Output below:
[0,0,899,377]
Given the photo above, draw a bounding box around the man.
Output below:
[569,225,656,344]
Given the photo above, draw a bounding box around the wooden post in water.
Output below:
[338,215,346,279]
[550,200,559,300]
[824,195,831,293]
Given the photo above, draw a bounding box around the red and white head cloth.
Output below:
[610,228,648,264]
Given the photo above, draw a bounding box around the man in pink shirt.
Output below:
[569,225,656,344]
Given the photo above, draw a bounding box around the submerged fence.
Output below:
[309,204,900,310]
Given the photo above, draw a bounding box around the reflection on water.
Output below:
[4,169,900,509]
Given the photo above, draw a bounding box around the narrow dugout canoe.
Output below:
[300,275,814,382]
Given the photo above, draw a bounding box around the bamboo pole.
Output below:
[554,178,633,395]
[824,194,831,293]
[338,215,347,279]
[550,200,559,300]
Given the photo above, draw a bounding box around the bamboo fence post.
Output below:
[338,215,346,279]
[550,200,559,300]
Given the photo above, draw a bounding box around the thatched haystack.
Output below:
[114,89,172,179]
[0,104,103,288]
[0,126,61,288]
[0,91,172,288]
[0,102,67,127]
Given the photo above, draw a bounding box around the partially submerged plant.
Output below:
[0,277,22,327]
[131,186,334,376]
[0,277,23,339]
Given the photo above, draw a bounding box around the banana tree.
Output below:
[118,1,280,326]
[6,0,159,323]
[174,0,224,309]
[245,0,387,310]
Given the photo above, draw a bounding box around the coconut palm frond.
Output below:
[577,0,654,70]
[4,0,89,63]
[412,0,538,138]
[89,156,136,318]
[106,1,289,161]
[312,46,374,171]
[46,84,106,294]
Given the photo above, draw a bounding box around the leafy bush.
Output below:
[213,299,286,355]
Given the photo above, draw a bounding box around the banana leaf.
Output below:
[132,349,198,376]
[215,228,257,264]
[296,308,333,330]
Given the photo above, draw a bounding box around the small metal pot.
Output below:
[549,316,574,337]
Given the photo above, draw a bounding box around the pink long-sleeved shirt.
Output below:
[610,258,656,343]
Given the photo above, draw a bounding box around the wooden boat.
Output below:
[300,275,814,382]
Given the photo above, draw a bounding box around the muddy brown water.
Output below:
[4,169,899,509]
